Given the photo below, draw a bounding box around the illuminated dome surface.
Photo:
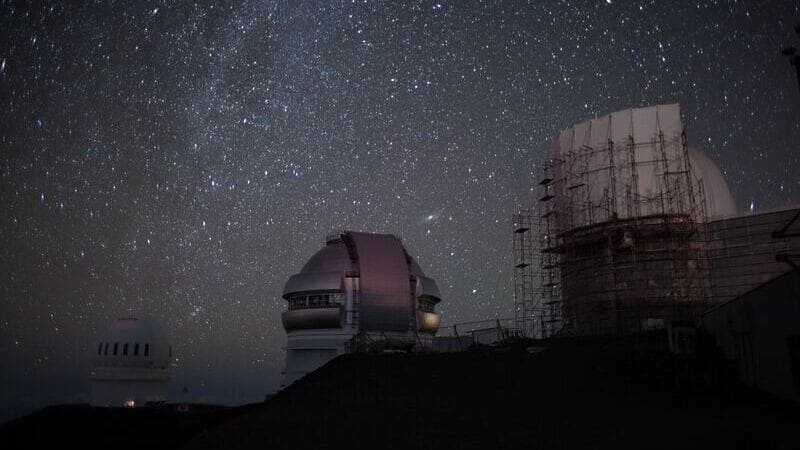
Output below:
[280,231,442,386]
[283,234,441,302]
[688,147,738,219]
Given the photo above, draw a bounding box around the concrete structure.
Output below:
[702,270,800,403]
[90,317,172,407]
[281,231,442,385]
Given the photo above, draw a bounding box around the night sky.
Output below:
[2,0,799,419]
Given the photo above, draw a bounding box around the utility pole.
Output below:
[782,23,800,94]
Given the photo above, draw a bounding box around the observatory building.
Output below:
[90,317,172,407]
[530,104,728,336]
[281,231,441,385]
[514,103,800,339]
[508,103,800,402]
[515,104,737,336]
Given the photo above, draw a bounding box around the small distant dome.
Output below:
[90,316,172,407]
[93,317,171,369]
[688,148,738,219]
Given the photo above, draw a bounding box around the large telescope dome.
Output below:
[280,231,442,385]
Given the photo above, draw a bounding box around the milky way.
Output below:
[1,1,799,416]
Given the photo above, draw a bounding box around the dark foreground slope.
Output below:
[186,334,800,450]
[0,403,255,449]
[3,334,800,449]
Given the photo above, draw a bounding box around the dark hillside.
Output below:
[3,333,800,449]
[0,403,254,449]
[188,333,800,449]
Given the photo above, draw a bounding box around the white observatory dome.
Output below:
[90,316,172,407]
[688,147,738,219]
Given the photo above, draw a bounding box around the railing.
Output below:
[436,318,519,344]
[344,331,415,353]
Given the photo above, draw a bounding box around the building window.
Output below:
[123,343,129,356]
[418,298,436,313]
[134,343,139,356]
[288,293,343,310]
[113,342,118,356]
[288,296,307,310]
[97,343,102,355]
[144,343,150,357]
[104,342,109,355]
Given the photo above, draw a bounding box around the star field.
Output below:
[1,0,799,417]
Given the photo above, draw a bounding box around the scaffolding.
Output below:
[539,160,563,337]
[532,105,713,337]
[513,211,536,337]
[513,160,563,338]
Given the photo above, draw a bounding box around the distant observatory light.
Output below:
[750,200,755,213]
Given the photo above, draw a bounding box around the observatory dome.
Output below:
[90,316,172,407]
[540,103,740,337]
[280,231,442,386]
[283,233,441,302]
[688,147,738,218]
[93,317,171,368]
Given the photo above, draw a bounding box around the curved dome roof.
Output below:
[688,147,738,219]
[93,317,171,370]
[299,241,354,274]
[283,232,440,301]
[297,240,432,279]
